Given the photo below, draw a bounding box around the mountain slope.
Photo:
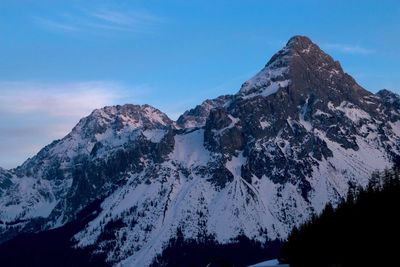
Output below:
[0,104,175,241]
[1,36,399,266]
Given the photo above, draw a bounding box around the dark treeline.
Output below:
[150,229,282,267]
[280,165,400,267]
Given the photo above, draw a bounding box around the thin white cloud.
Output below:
[91,10,134,25]
[323,43,375,55]
[90,10,162,26]
[34,9,164,35]
[0,81,125,117]
[0,81,143,169]
[34,17,80,33]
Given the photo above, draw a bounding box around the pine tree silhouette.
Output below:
[280,166,400,267]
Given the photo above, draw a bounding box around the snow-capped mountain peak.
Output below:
[1,35,400,267]
[238,35,349,100]
[74,104,173,136]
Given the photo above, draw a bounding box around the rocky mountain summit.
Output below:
[1,36,400,266]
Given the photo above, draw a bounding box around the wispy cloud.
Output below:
[323,43,375,55]
[34,9,164,35]
[90,10,162,28]
[0,81,126,117]
[0,81,141,169]
[34,17,80,33]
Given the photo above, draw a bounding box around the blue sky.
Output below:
[1,0,400,168]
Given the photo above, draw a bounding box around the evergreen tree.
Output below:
[280,166,400,267]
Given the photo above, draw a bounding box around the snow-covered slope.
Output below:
[1,36,400,266]
[0,104,175,239]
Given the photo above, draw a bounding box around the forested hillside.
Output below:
[280,164,400,266]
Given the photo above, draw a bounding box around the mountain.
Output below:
[0,168,13,198]
[177,95,233,128]
[1,36,400,266]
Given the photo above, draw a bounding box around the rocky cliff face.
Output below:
[0,168,13,198]
[177,95,233,128]
[1,36,399,266]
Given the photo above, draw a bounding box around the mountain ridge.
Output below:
[1,35,400,266]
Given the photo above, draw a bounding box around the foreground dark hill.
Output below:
[1,36,400,266]
[280,166,400,266]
